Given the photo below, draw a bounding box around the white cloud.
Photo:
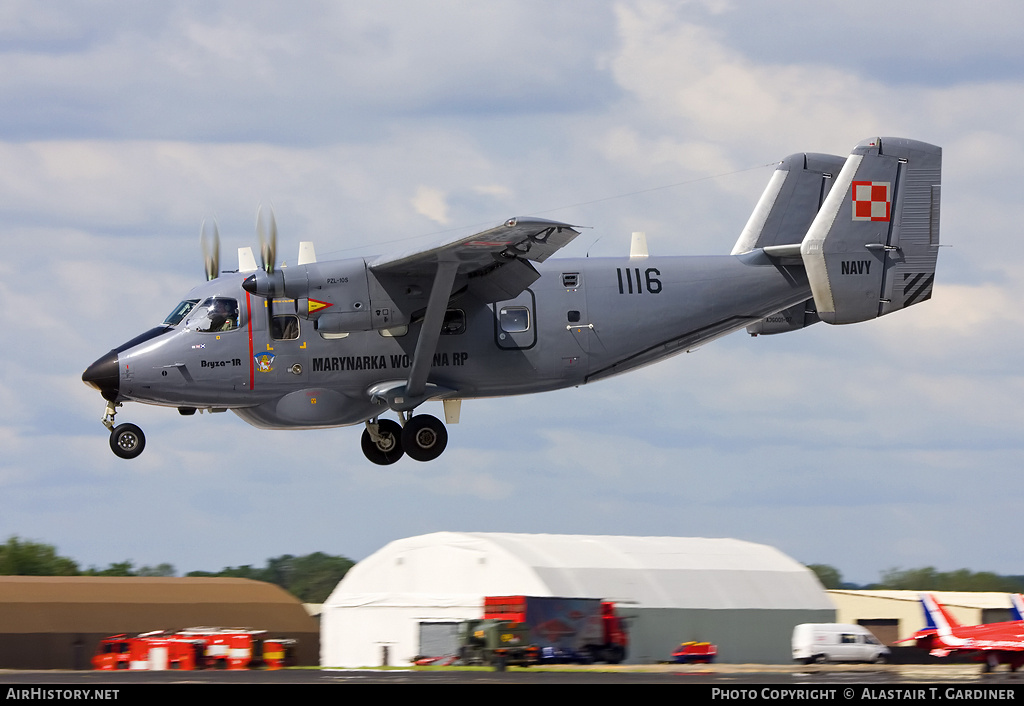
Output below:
[411,186,450,225]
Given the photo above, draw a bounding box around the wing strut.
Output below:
[368,259,460,411]
[406,260,459,399]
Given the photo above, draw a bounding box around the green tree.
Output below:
[806,564,843,589]
[187,551,354,602]
[0,536,79,575]
[874,567,1024,592]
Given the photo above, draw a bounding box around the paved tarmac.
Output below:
[1,664,1023,686]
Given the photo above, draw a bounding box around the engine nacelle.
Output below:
[245,257,438,333]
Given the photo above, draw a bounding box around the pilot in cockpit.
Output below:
[201,298,238,332]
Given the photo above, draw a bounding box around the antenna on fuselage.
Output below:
[629,231,649,258]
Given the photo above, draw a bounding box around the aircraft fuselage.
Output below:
[99,252,808,430]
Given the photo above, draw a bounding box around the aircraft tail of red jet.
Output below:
[1010,594,1024,622]
[920,592,961,634]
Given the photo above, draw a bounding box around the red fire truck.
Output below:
[92,627,295,670]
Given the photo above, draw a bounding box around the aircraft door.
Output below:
[250,300,310,389]
[493,289,536,350]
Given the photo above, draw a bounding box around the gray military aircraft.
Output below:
[83,136,941,464]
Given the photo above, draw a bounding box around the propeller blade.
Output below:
[256,205,277,274]
[200,219,220,281]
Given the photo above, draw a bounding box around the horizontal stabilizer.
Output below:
[800,137,941,325]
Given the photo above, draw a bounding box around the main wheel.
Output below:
[401,415,448,462]
[109,423,146,459]
[361,419,404,465]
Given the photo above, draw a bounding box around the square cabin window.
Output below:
[272,315,300,340]
[499,306,530,333]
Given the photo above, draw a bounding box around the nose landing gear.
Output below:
[101,401,146,460]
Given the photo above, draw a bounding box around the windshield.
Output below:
[163,300,199,326]
[187,297,240,333]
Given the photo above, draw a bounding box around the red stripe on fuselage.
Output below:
[246,291,255,390]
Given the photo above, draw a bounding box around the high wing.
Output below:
[367,217,579,409]
[370,217,579,303]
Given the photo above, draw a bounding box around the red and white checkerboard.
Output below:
[851,180,890,222]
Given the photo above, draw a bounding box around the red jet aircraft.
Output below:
[904,593,1024,673]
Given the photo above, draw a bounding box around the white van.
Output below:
[792,623,890,664]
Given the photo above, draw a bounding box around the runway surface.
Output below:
[2,664,1023,686]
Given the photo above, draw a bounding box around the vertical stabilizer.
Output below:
[920,593,961,634]
[731,153,847,254]
[800,137,941,324]
[1011,594,1024,622]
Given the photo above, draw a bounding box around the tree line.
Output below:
[806,563,1024,592]
[0,536,353,603]
[4,536,1022,600]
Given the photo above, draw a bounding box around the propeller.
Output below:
[251,205,283,336]
[256,205,277,274]
[200,219,220,281]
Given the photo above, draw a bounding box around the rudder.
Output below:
[800,137,941,325]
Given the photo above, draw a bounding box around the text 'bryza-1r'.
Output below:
[83,137,941,464]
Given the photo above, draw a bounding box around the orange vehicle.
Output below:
[92,627,296,670]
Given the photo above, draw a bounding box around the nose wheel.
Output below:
[109,423,146,460]
[100,401,147,460]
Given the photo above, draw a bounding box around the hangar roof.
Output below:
[327,532,830,610]
[0,577,315,633]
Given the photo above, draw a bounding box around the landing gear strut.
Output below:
[101,401,146,460]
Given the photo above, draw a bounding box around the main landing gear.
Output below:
[361,413,448,465]
[101,401,147,460]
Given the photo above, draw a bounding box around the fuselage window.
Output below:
[164,299,199,326]
[189,297,240,333]
[567,310,581,323]
[499,306,530,333]
[442,309,466,335]
[272,315,300,340]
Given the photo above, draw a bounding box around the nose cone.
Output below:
[82,350,120,402]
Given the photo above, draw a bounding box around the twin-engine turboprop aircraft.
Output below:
[83,137,942,464]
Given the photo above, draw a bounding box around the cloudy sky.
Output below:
[2,0,1022,586]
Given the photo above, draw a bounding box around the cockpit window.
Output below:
[188,297,240,333]
[164,300,199,326]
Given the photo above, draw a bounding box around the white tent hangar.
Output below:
[321,532,833,666]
